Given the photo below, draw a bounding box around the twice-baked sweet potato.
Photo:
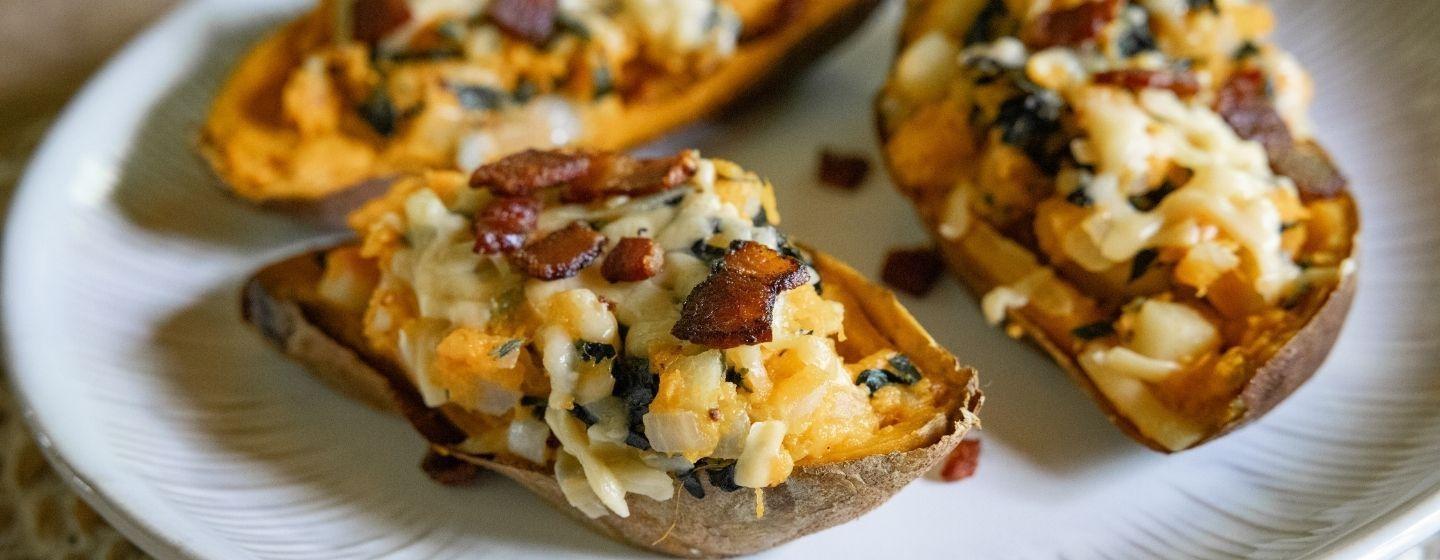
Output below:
[876,0,1356,452]
[201,0,880,214]
[242,149,982,556]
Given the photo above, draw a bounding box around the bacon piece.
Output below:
[818,149,871,190]
[470,149,593,197]
[473,196,541,254]
[352,0,412,45]
[1093,69,1200,97]
[672,241,810,349]
[602,237,665,283]
[881,247,945,297]
[512,222,606,280]
[1023,0,1120,50]
[421,450,482,486]
[487,0,558,45]
[562,150,700,203]
[941,439,981,482]
[1217,69,1346,197]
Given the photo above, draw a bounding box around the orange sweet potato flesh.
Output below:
[201,0,881,219]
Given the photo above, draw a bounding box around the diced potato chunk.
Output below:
[1129,300,1219,363]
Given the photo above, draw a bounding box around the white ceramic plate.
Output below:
[7,0,1440,558]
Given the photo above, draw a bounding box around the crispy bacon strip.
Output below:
[602,237,665,283]
[352,0,412,45]
[881,247,945,297]
[672,241,810,349]
[512,222,607,280]
[474,196,542,254]
[487,0,558,45]
[941,439,981,482]
[562,150,700,203]
[1217,68,1346,197]
[1093,69,1200,97]
[470,149,593,196]
[1023,0,1120,50]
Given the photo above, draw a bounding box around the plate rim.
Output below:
[3,0,1438,558]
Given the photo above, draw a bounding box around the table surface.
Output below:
[0,2,1435,559]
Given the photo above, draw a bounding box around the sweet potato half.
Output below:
[243,247,980,556]
[242,147,982,557]
[200,0,880,215]
[876,0,1357,452]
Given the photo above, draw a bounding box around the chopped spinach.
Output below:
[1116,11,1157,57]
[855,354,923,394]
[706,462,741,492]
[725,367,748,391]
[964,0,1013,46]
[1129,248,1160,282]
[887,354,922,384]
[1187,0,1219,13]
[452,84,506,111]
[1066,186,1094,207]
[690,239,728,267]
[570,405,599,426]
[575,341,617,364]
[381,48,464,62]
[995,92,1066,174]
[521,395,547,420]
[512,78,538,104]
[1071,321,1116,340]
[555,12,591,40]
[678,468,706,499]
[611,357,659,450]
[592,64,614,99]
[1234,41,1261,60]
[359,87,398,136]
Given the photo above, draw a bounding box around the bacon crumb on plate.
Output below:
[941,439,980,482]
[881,246,945,297]
[817,149,871,190]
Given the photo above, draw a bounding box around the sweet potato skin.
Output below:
[242,247,982,556]
[201,0,883,221]
[875,94,1358,453]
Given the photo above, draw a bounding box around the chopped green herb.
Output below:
[1066,187,1093,207]
[437,19,467,42]
[382,48,463,62]
[1187,0,1219,13]
[491,338,524,358]
[856,369,893,394]
[1071,321,1116,340]
[575,341,617,363]
[1280,221,1300,233]
[1116,8,1157,57]
[856,356,922,395]
[1129,248,1160,282]
[555,13,591,40]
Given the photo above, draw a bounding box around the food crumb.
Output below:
[817,149,871,190]
[881,246,946,296]
[941,439,981,482]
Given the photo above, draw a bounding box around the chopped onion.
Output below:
[735,420,792,488]
[642,410,714,455]
[507,417,551,465]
